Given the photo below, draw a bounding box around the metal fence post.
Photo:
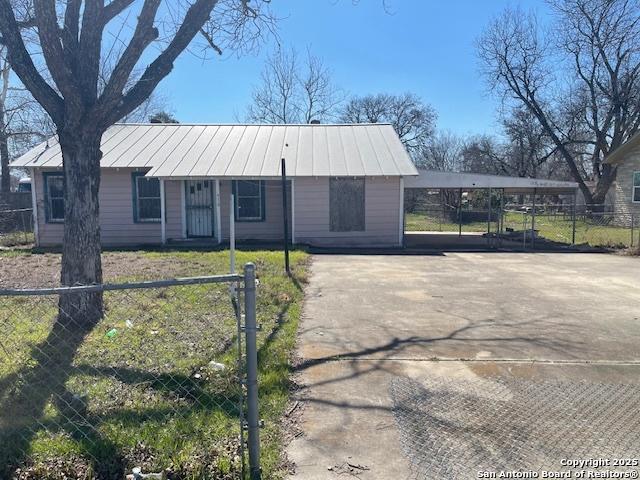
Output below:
[487,187,492,248]
[458,188,462,237]
[572,192,577,245]
[631,213,635,248]
[531,189,537,250]
[243,263,261,480]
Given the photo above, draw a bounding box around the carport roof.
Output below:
[11,123,418,178]
[404,170,579,194]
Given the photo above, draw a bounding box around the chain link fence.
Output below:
[0,207,34,247]
[406,189,639,249]
[502,206,638,249]
[0,264,261,480]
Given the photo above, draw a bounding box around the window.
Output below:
[330,178,365,232]
[233,180,265,221]
[44,173,64,223]
[132,173,161,222]
[634,172,640,203]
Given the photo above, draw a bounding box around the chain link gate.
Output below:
[0,263,261,480]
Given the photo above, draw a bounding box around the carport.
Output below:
[403,170,579,249]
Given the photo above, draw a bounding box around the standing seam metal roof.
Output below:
[12,123,418,177]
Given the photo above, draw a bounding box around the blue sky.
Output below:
[162,0,545,137]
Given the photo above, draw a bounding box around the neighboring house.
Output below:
[605,131,640,220]
[12,123,415,248]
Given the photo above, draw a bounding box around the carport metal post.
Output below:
[571,191,577,245]
[500,188,505,234]
[458,188,463,237]
[487,187,492,247]
[497,189,505,249]
[531,189,537,249]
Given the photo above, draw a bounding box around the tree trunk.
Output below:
[0,119,9,193]
[591,164,617,209]
[57,130,103,330]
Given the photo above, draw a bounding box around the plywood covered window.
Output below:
[330,178,365,232]
[633,172,640,203]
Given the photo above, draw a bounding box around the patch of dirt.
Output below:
[0,252,193,288]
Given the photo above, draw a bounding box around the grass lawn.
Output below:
[406,212,637,248]
[0,230,35,247]
[0,249,309,479]
[405,212,497,234]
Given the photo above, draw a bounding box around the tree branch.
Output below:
[102,0,135,23]
[98,0,161,109]
[33,0,79,102]
[0,0,63,123]
[103,0,219,126]
[78,0,106,104]
[62,0,81,60]
[199,27,223,55]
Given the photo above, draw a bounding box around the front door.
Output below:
[185,180,215,237]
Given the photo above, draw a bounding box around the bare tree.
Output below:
[0,44,51,192]
[119,90,172,123]
[478,1,640,206]
[417,130,463,171]
[340,92,437,156]
[460,135,504,174]
[500,107,567,179]
[245,47,342,123]
[149,110,179,123]
[0,0,275,326]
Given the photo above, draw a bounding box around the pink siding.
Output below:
[293,177,402,247]
[219,180,291,241]
[33,171,402,248]
[35,169,182,247]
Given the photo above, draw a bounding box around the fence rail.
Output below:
[0,263,261,480]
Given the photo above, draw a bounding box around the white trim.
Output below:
[215,179,222,243]
[180,180,187,238]
[30,168,39,247]
[230,193,236,273]
[398,177,404,247]
[291,178,296,244]
[633,171,640,203]
[160,179,166,245]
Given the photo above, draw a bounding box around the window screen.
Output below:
[133,174,161,222]
[234,180,265,221]
[330,178,365,232]
[45,174,64,222]
[634,172,640,203]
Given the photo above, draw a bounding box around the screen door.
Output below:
[185,180,215,237]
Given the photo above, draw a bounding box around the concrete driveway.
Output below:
[286,253,640,479]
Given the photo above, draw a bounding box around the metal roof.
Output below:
[404,170,579,193]
[12,123,418,178]
[604,131,640,165]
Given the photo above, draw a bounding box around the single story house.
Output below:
[605,131,640,219]
[12,123,416,248]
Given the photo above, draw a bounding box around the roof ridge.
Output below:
[113,122,394,127]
